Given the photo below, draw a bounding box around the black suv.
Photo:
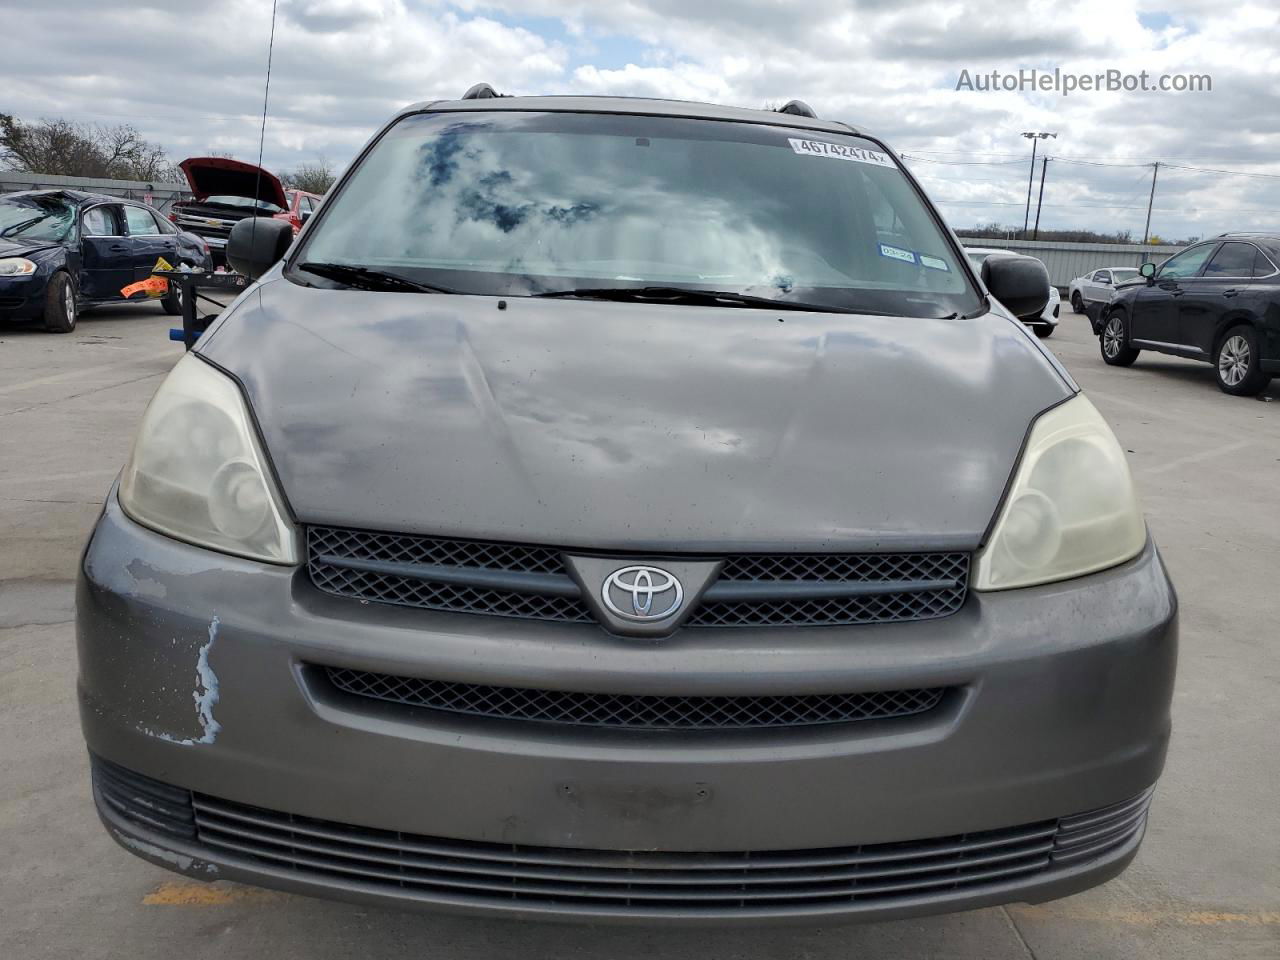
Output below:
[1099,232,1280,395]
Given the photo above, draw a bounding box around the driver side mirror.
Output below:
[981,254,1050,320]
[1140,261,1156,280]
[227,217,294,280]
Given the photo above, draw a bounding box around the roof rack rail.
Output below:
[462,83,503,100]
[776,100,818,119]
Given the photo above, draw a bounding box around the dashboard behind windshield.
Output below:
[296,111,983,318]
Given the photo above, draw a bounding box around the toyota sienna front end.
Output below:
[77,90,1177,925]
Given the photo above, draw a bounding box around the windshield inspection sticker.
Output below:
[918,254,950,272]
[879,244,917,265]
[788,138,896,168]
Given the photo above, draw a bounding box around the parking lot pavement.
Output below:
[2,303,1277,959]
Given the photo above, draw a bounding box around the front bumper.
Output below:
[0,275,45,320]
[78,494,1177,924]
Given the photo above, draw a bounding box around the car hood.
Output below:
[0,236,63,258]
[178,156,289,210]
[199,280,1073,552]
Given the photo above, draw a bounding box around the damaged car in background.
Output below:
[0,189,211,333]
[169,157,322,266]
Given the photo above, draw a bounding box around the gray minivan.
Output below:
[78,87,1176,924]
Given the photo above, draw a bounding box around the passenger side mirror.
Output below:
[1140,262,1156,280]
[981,255,1050,321]
[227,217,294,280]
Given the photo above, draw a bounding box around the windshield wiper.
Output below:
[0,214,50,238]
[297,261,459,295]
[530,285,868,314]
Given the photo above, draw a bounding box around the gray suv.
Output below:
[78,87,1176,925]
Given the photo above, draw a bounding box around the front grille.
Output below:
[323,666,948,730]
[307,525,970,629]
[307,525,592,623]
[693,552,969,627]
[92,756,1153,917]
[173,214,238,239]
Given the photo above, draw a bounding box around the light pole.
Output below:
[1022,132,1057,238]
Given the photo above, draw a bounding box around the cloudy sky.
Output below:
[7,0,1280,242]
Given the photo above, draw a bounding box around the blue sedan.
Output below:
[0,189,213,333]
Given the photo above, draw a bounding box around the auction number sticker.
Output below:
[788,138,896,168]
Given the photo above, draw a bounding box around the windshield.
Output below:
[201,195,284,213]
[1112,268,1139,282]
[0,194,75,243]
[295,111,982,318]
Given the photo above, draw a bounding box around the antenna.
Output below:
[249,0,279,261]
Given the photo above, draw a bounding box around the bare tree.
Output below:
[0,114,182,181]
[281,157,336,195]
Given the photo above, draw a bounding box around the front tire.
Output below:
[1034,324,1054,339]
[43,272,77,333]
[1215,325,1271,396]
[1071,291,1084,313]
[1100,311,1139,366]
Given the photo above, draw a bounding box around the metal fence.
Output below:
[956,237,1186,289]
[0,171,191,213]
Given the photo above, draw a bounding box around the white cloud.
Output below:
[3,0,1279,239]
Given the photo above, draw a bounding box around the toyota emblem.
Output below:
[601,565,684,622]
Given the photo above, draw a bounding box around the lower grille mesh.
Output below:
[92,756,1153,917]
[92,756,196,841]
[323,667,948,730]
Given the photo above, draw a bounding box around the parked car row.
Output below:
[1,157,323,332]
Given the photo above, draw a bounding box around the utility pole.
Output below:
[1142,162,1160,245]
[1032,157,1049,240]
[1021,131,1057,238]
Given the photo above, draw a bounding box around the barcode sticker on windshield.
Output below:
[788,138,896,168]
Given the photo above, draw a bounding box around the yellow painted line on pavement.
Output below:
[1010,903,1280,926]
[142,880,287,906]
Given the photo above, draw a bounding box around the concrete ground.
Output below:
[1,300,1277,959]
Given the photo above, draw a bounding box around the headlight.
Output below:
[975,394,1145,590]
[0,257,37,278]
[119,355,297,564]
